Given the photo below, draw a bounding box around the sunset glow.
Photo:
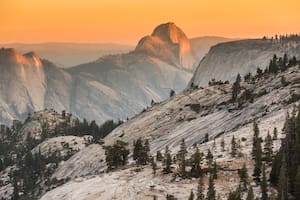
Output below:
[1,0,300,44]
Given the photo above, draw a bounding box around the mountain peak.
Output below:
[0,48,42,67]
[0,48,25,65]
[135,22,196,70]
[151,22,187,44]
[24,51,42,67]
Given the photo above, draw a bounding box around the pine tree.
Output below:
[104,140,130,171]
[133,138,150,165]
[206,149,213,167]
[232,74,241,102]
[133,138,143,162]
[256,67,263,78]
[204,133,209,143]
[227,187,242,200]
[264,132,273,163]
[12,178,19,200]
[212,161,218,179]
[252,121,262,182]
[253,138,262,182]
[206,175,216,200]
[283,53,288,69]
[144,139,150,159]
[163,146,172,174]
[189,190,195,200]
[238,163,248,190]
[157,151,163,161]
[278,162,287,200]
[246,186,254,200]
[273,127,278,140]
[197,176,205,200]
[231,135,237,157]
[221,137,225,152]
[170,89,175,97]
[166,194,177,200]
[261,164,268,200]
[190,147,202,178]
[268,54,279,74]
[151,157,157,175]
[269,148,282,185]
[177,139,187,177]
[294,167,300,200]
[252,121,260,158]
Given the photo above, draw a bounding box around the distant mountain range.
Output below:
[1,36,233,68]
[0,22,210,125]
[0,43,134,67]
[6,22,282,126]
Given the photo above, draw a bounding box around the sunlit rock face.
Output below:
[135,22,196,70]
[0,48,48,124]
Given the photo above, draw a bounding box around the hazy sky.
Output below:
[1,0,299,44]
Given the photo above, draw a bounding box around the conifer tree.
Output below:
[170,89,175,97]
[206,175,216,200]
[163,146,172,174]
[221,137,225,152]
[212,161,218,179]
[189,190,195,200]
[133,138,150,165]
[246,186,254,200]
[231,135,237,157]
[166,194,177,200]
[252,121,260,158]
[238,163,248,190]
[273,127,278,140]
[151,157,157,175]
[227,187,242,200]
[133,138,143,163]
[232,74,241,102]
[204,133,209,143]
[252,121,262,182]
[253,138,262,182]
[269,148,282,185]
[278,162,287,200]
[177,139,187,177]
[190,147,202,178]
[145,139,150,157]
[256,67,263,78]
[294,167,300,200]
[261,164,268,200]
[283,53,288,69]
[12,178,19,200]
[157,151,163,161]
[206,149,213,168]
[264,132,273,163]
[197,176,205,200]
[104,140,130,171]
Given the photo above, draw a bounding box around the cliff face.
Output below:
[190,39,300,86]
[135,22,196,70]
[0,48,48,123]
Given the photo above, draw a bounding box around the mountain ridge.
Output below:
[0,23,199,126]
[190,38,300,86]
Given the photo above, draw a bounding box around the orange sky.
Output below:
[0,0,299,45]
